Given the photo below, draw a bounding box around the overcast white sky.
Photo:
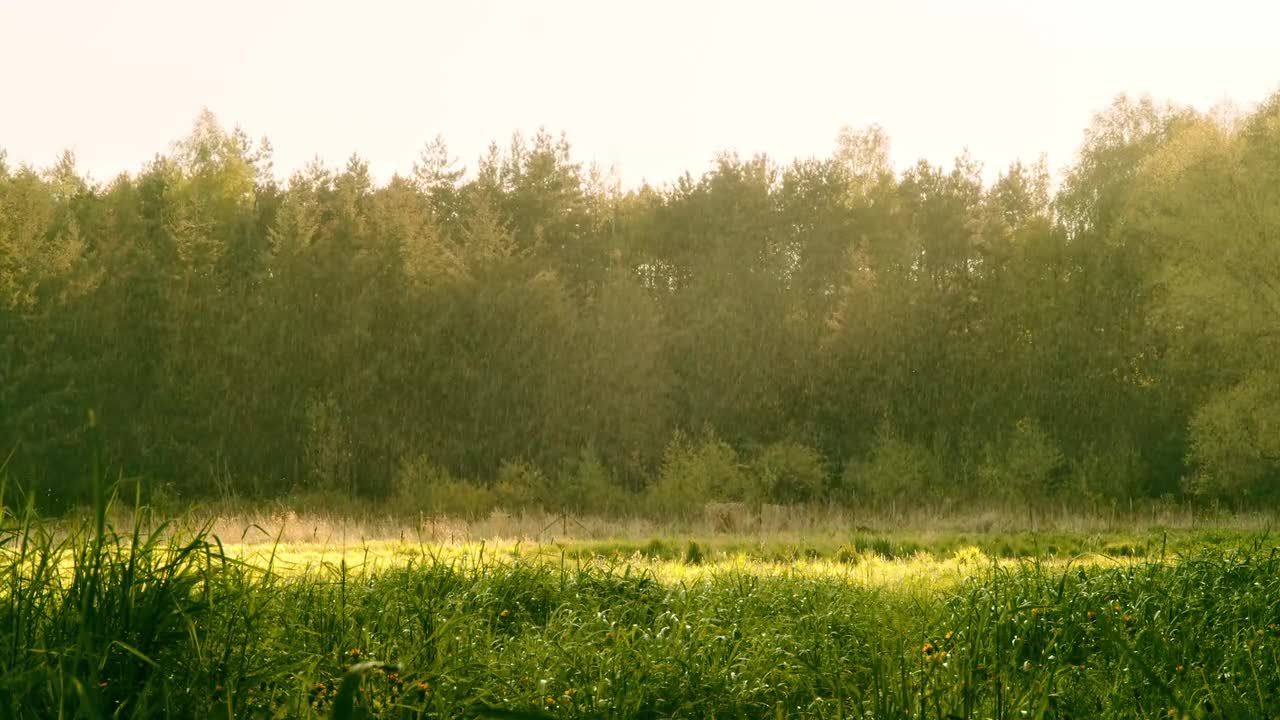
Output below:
[2,0,1278,188]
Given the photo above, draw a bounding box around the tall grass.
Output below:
[2,482,1278,717]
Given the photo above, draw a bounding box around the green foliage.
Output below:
[977,418,1066,503]
[749,441,828,504]
[390,455,498,517]
[492,460,549,511]
[1067,440,1147,503]
[554,448,630,515]
[303,393,355,496]
[420,480,498,519]
[841,426,944,506]
[1185,370,1280,499]
[5,95,1280,510]
[646,432,750,516]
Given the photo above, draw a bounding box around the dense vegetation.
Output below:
[2,93,1279,511]
[3,501,1278,719]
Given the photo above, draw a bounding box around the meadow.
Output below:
[2,495,1278,719]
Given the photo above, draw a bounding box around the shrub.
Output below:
[841,425,943,506]
[749,441,829,504]
[426,480,498,518]
[1185,370,1280,499]
[646,431,750,517]
[977,418,1064,503]
[1067,440,1146,504]
[492,459,549,510]
[391,454,497,517]
[554,447,631,515]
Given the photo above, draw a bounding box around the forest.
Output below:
[2,93,1278,513]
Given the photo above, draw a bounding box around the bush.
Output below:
[977,418,1064,503]
[392,455,496,517]
[1185,370,1280,499]
[492,459,549,510]
[425,480,497,518]
[750,442,829,504]
[554,447,631,515]
[1067,440,1146,504]
[841,425,943,506]
[646,431,750,517]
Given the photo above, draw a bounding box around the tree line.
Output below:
[2,94,1277,513]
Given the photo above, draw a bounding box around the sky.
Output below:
[2,0,1278,189]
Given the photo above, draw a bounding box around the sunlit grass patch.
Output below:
[218,536,1142,593]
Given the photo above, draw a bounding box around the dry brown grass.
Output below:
[89,495,1280,547]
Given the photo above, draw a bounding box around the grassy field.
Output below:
[2,499,1279,718]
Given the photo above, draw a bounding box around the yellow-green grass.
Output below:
[219,538,1144,592]
[5,499,1279,718]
